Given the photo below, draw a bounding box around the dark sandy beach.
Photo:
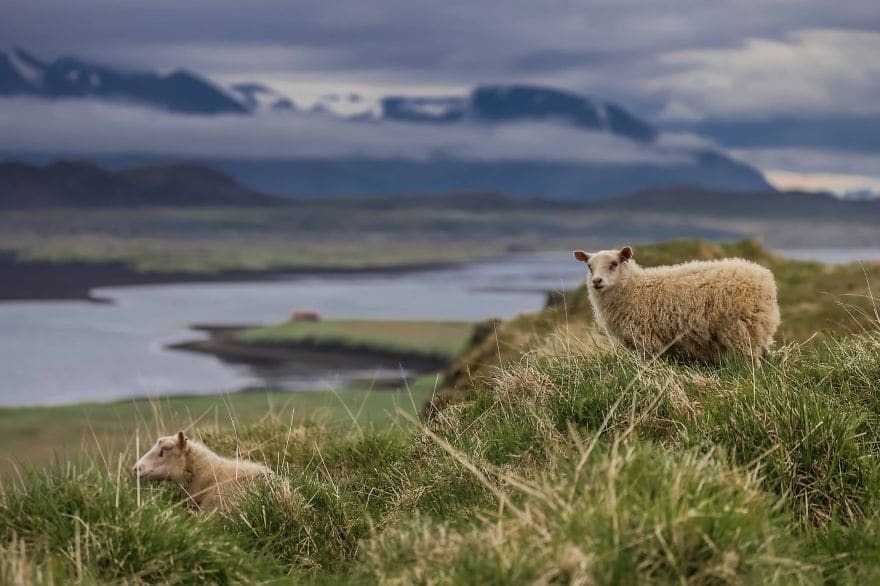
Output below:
[0,253,464,302]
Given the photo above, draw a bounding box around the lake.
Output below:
[2,247,879,407]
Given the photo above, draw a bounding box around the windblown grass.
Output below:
[0,377,440,480]
[5,329,880,583]
[434,239,880,411]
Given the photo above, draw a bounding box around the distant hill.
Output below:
[167,152,770,200]
[592,186,880,220]
[0,161,283,208]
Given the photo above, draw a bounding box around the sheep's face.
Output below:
[133,432,189,482]
[573,246,633,292]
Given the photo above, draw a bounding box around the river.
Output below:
[0,252,582,406]
[2,247,878,407]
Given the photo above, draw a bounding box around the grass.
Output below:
[0,376,440,480]
[4,199,877,275]
[237,319,474,360]
[434,239,880,410]
[7,333,880,582]
[4,233,498,274]
[6,239,880,583]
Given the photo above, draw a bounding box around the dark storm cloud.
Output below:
[511,49,633,74]
[4,0,879,83]
[3,0,880,177]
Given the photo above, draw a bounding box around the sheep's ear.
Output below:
[573,250,590,263]
[177,431,187,448]
[619,246,633,261]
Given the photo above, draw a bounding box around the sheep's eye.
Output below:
[158,448,165,458]
[610,262,618,270]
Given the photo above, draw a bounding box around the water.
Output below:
[0,252,584,407]
[3,247,878,407]
[773,248,880,264]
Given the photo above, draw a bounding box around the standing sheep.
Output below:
[133,431,276,512]
[573,246,780,363]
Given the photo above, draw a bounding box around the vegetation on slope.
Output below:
[0,378,439,480]
[4,239,880,583]
[237,319,474,361]
[5,331,880,583]
[4,193,880,277]
[433,239,880,411]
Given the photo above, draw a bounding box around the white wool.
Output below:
[574,247,781,363]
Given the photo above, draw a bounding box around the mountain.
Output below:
[1,48,655,142]
[380,96,467,124]
[469,85,657,142]
[229,83,295,112]
[0,161,282,208]
[379,85,657,142]
[0,49,247,114]
[167,152,769,200]
[1,49,772,198]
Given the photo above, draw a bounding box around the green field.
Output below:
[6,197,878,276]
[0,377,440,481]
[6,240,880,583]
[238,319,474,359]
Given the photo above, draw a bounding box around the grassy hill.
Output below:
[432,239,880,412]
[3,188,880,288]
[4,240,880,583]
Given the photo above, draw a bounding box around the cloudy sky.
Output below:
[3,0,879,193]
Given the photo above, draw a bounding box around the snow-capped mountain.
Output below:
[1,49,774,199]
[380,96,468,123]
[0,48,247,115]
[229,83,295,112]
[308,93,382,119]
[381,86,657,142]
[2,49,657,142]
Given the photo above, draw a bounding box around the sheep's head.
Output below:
[573,246,633,292]
[133,431,189,482]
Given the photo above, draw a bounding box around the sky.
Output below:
[3,0,879,194]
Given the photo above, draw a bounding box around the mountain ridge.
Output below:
[0,160,282,208]
[0,48,247,115]
[0,48,772,197]
[1,49,660,143]
[0,158,859,216]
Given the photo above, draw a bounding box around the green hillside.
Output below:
[5,240,880,584]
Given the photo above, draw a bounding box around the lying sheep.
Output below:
[133,431,276,512]
[573,246,780,363]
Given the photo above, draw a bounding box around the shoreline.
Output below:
[168,324,452,373]
[0,252,468,302]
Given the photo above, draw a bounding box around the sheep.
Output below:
[572,246,780,363]
[133,431,277,512]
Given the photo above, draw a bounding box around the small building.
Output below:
[291,310,320,322]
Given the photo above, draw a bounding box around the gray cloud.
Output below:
[730,147,880,178]
[0,98,693,164]
[3,0,880,184]
[4,1,879,97]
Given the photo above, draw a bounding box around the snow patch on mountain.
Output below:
[7,49,42,85]
[308,93,382,119]
[229,83,296,112]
